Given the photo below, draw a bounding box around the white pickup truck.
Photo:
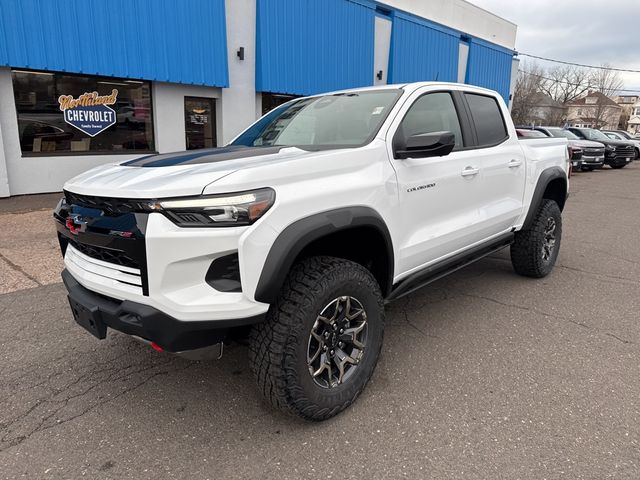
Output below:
[54,82,569,420]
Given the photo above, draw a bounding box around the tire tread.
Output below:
[249,256,384,421]
[511,199,562,278]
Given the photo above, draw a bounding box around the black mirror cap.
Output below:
[395,131,456,159]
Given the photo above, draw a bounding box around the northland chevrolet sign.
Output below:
[57,89,118,137]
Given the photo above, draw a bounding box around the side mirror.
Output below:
[395,131,456,159]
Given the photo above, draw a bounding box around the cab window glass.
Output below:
[397,92,464,149]
[464,93,508,146]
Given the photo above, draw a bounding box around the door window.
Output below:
[395,92,464,151]
[464,93,508,146]
[184,97,216,149]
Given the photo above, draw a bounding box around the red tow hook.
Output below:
[150,342,164,352]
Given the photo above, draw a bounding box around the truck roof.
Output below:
[314,82,502,98]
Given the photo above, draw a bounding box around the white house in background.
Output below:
[566,91,622,130]
[626,102,640,135]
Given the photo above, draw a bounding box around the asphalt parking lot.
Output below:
[1,165,639,479]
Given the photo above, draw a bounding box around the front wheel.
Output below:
[510,199,562,278]
[249,256,384,421]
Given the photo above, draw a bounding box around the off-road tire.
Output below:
[249,256,384,421]
[510,199,562,278]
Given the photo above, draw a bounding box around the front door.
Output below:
[387,88,487,277]
[184,97,216,150]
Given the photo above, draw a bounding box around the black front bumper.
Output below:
[62,270,264,352]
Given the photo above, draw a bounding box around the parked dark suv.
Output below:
[602,130,640,159]
[567,127,634,169]
[523,126,603,171]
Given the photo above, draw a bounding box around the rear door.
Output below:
[386,88,488,276]
[461,92,527,234]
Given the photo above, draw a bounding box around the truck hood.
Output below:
[569,139,604,149]
[63,146,314,198]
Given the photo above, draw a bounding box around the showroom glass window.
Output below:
[12,70,155,155]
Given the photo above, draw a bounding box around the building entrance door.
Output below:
[373,14,392,85]
[184,97,216,150]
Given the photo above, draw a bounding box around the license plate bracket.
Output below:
[68,296,107,339]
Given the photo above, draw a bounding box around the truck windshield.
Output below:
[583,129,610,141]
[231,90,402,149]
[614,130,632,139]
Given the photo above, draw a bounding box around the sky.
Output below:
[469,0,640,92]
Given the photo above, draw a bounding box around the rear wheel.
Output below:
[510,199,562,278]
[249,256,384,421]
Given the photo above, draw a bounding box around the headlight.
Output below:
[605,145,616,152]
[150,188,275,227]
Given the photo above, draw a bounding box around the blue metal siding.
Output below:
[256,0,375,95]
[0,0,229,86]
[388,13,459,84]
[465,38,514,102]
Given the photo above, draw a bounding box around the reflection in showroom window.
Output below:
[12,70,155,155]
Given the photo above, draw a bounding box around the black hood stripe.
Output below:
[123,146,285,167]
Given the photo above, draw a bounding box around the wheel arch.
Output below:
[523,166,568,229]
[254,207,394,304]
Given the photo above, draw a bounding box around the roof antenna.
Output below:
[435,72,439,81]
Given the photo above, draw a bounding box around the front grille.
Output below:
[615,145,634,157]
[64,191,150,216]
[583,147,604,155]
[67,238,139,270]
[56,196,149,295]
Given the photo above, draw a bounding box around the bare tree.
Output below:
[511,62,545,125]
[545,107,566,127]
[592,64,624,97]
[619,110,630,130]
[539,65,594,104]
[589,64,624,128]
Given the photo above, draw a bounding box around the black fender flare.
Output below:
[522,166,567,229]
[254,207,394,304]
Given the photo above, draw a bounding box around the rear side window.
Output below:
[464,93,508,146]
[396,92,464,150]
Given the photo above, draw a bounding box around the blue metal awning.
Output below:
[0,0,229,87]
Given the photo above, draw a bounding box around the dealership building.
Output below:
[0,0,517,197]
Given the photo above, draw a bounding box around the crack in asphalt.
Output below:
[0,251,43,287]
[459,292,636,346]
[484,256,639,286]
[556,264,639,286]
[587,247,640,267]
[0,353,193,452]
[400,310,440,339]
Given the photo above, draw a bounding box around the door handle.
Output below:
[508,159,523,168]
[461,166,479,177]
